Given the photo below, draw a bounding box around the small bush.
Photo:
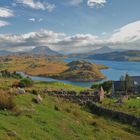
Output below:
[32,89,38,95]
[0,91,16,110]
[64,107,71,113]
[90,121,97,126]
[54,105,60,111]
[19,77,33,88]
[72,110,80,117]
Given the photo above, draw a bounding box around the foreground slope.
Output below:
[0,78,140,140]
[1,94,140,140]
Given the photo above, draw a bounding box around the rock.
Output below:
[34,94,43,104]
[112,137,122,140]
[7,130,17,137]
[132,120,137,126]
[17,87,25,94]
[99,86,105,102]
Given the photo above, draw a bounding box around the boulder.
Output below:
[34,94,43,104]
[17,87,25,94]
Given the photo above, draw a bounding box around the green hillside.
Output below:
[0,77,140,140]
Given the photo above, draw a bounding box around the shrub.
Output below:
[91,80,113,93]
[54,105,60,111]
[0,91,16,110]
[19,77,33,88]
[32,89,38,95]
[0,70,23,79]
[90,121,97,126]
[64,107,71,113]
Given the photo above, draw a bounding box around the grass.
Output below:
[0,77,87,92]
[33,81,87,92]
[0,55,107,81]
[128,57,140,61]
[0,94,140,140]
[0,55,68,76]
[98,98,140,117]
[0,77,140,139]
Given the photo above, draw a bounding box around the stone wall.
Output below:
[87,102,140,127]
[44,89,140,127]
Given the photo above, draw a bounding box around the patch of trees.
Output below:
[0,70,34,88]
[120,74,134,94]
[19,77,33,88]
[0,70,22,79]
[91,81,112,93]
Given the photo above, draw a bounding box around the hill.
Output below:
[0,50,13,55]
[52,60,108,82]
[91,46,117,54]
[0,55,108,82]
[87,50,140,61]
[67,46,124,58]
[0,78,140,140]
[30,46,60,56]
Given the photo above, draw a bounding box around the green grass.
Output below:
[0,94,140,140]
[33,81,87,92]
[0,77,140,139]
[0,78,17,89]
[98,98,140,117]
[0,77,87,92]
[128,57,140,61]
[0,63,11,69]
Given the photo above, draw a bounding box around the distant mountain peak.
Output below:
[30,46,59,55]
[0,50,13,55]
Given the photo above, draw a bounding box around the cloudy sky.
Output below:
[0,0,140,53]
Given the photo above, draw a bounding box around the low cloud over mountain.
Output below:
[0,20,140,54]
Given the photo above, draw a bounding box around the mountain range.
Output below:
[87,50,140,61]
[0,46,60,56]
[67,46,125,58]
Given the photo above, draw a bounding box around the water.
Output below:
[18,72,94,87]
[65,58,140,81]
[18,58,140,87]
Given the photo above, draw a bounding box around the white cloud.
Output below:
[38,18,43,22]
[109,20,140,43]
[0,7,14,18]
[0,29,66,51]
[87,0,107,7]
[29,18,43,22]
[15,0,55,11]
[54,34,103,53]
[29,18,36,22]
[68,0,83,5]
[0,20,10,27]
[0,20,140,53]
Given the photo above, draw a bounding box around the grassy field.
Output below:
[0,77,87,92]
[98,98,140,117]
[33,81,87,92]
[0,94,140,140]
[128,57,140,61]
[0,77,140,139]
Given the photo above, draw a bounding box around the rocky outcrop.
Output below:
[53,60,107,82]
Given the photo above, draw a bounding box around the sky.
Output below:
[0,0,140,53]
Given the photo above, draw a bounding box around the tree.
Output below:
[19,77,33,88]
[125,74,133,94]
[91,81,113,94]
[120,74,133,95]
